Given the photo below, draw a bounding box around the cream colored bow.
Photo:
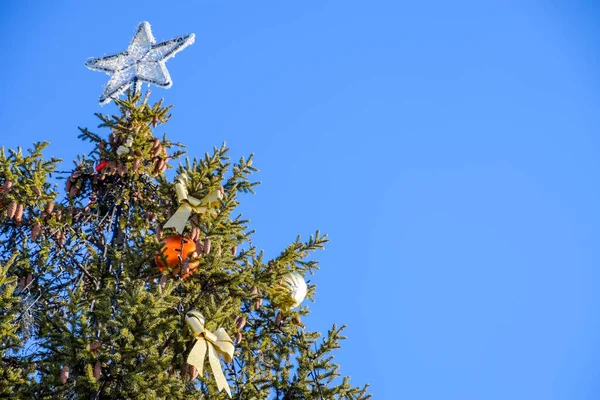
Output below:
[163,175,223,234]
[185,310,234,397]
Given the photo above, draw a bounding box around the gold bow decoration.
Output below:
[163,175,223,234]
[185,310,235,397]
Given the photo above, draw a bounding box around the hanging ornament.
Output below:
[85,21,195,105]
[154,235,199,279]
[185,310,234,398]
[116,135,134,156]
[272,272,307,309]
[163,174,223,234]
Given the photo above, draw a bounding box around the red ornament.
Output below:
[155,235,199,279]
[95,160,108,172]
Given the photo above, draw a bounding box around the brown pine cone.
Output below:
[234,332,243,344]
[151,116,159,128]
[31,186,42,196]
[31,223,42,241]
[254,298,263,310]
[69,186,79,198]
[152,145,162,158]
[3,180,13,191]
[55,209,62,221]
[93,361,102,380]
[190,227,200,242]
[235,316,246,331]
[58,232,67,246]
[14,204,24,224]
[89,342,102,352]
[60,365,69,384]
[159,160,167,173]
[6,201,17,219]
[45,201,54,214]
[156,158,165,173]
[132,158,141,173]
[65,177,73,193]
[159,275,167,289]
[251,286,259,296]
[275,311,283,326]
[188,364,199,380]
[203,238,211,255]
[231,246,237,256]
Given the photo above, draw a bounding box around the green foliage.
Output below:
[0,256,30,397]
[0,91,370,399]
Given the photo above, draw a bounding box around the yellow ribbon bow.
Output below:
[163,175,223,234]
[185,310,235,397]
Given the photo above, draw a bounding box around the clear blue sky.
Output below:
[1,1,599,398]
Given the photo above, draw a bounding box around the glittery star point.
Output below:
[85,21,195,105]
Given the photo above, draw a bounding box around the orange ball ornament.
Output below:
[155,235,200,279]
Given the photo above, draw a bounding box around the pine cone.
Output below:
[6,201,17,219]
[31,223,42,241]
[231,246,237,256]
[93,361,102,380]
[151,116,159,128]
[60,365,69,384]
[156,158,165,173]
[3,180,13,191]
[31,185,42,196]
[294,315,302,325]
[45,201,54,214]
[14,203,24,224]
[152,145,162,158]
[69,186,79,198]
[58,232,66,246]
[18,277,25,292]
[55,209,62,221]
[188,364,199,380]
[181,260,190,276]
[203,238,211,255]
[275,311,283,326]
[132,158,141,173]
[251,286,259,296]
[234,332,243,344]
[159,275,167,289]
[190,227,200,242]
[90,342,102,352]
[235,316,246,331]
[65,177,73,193]
[254,298,263,310]
[159,160,168,173]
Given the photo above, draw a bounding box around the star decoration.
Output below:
[85,21,195,105]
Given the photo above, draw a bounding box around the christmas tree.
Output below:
[0,22,370,399]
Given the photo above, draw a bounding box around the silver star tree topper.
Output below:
[85,21,195,105]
